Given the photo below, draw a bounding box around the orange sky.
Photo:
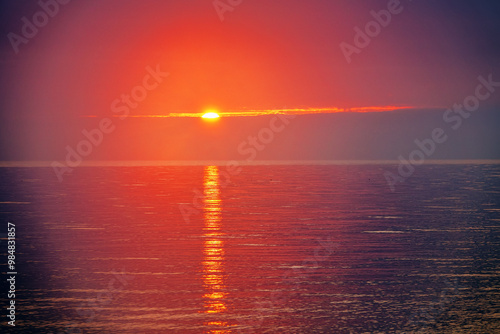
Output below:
[0,0,499,162]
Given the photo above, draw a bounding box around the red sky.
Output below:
[0,0,499,162]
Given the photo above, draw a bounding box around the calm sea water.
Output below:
[0,164,499,333]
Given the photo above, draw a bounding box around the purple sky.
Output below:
[0,0,499,162]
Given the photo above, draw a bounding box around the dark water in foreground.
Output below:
[0,164,499,333]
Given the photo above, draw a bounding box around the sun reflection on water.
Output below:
[202,166,231,333]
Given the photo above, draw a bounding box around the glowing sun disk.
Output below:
[202,112,220,119]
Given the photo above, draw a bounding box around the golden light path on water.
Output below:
[202,166,231,333]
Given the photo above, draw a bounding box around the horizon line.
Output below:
[1,159,500,167]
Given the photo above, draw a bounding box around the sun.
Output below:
[201,110,220,120]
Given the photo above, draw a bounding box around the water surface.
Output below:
[0,164,499,333]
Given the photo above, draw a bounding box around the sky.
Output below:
[0,0,499,162]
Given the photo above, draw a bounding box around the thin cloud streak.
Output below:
[81,105,444,118]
